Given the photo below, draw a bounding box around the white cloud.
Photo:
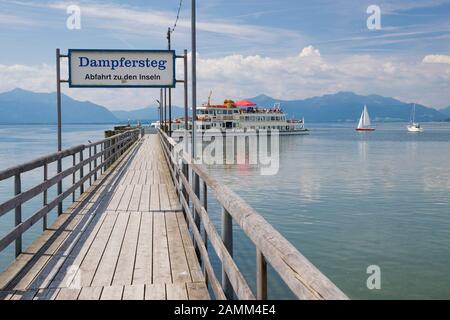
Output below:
[423,54,450,64]
[299,46,321,58]
[383,62,397,74]
[1,46,450,110]
[0,64,55,92]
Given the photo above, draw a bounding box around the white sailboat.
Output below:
[356,105,375,131]
[407,104,423,132]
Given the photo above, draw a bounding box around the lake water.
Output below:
[1,123,450,299]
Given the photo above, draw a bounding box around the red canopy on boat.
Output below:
[234,100,257,107]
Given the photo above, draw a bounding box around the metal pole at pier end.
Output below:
[160,89,163,127]
[191,0,197,159]
[184,49,188,132]
[167,27,172,137]
[157,98,162,129]
[191,0,202,264]
[164,88,167,133]
[56,48,63,215]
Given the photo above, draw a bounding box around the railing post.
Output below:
[72,154,76,202]
[104,140,109,170]
[202,181,208,249]
[182,162,189,212]
[57,157,62,216]
[100,143,103,174]
[202,181,208,282]
[94,144,98,181]
[14,173,22,257]
[113,137,117,162]
[121,135,125,155]
[43,163,48,230]
[256,249,267,300]
[221,207,233,299]
[79,150,84,194]
[191,171,202,266]
[193,172,200,230]
[89,146,92,186]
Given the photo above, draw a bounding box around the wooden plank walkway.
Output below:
[0,135,209,300]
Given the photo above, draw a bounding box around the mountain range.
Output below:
[440,106,450,117]
[0,88,448,123]
[112,106,184,122]
[0,88,117,124]
[248,92,448,122]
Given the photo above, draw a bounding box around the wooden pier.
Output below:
[0,129,348,300]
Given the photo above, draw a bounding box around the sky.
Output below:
[0,0,450,110]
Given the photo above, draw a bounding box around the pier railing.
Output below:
[0,129,141,257]
[159,129,348,300]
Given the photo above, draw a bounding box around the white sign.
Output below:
[68,49,175,88]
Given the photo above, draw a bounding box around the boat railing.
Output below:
[158,129,348,300]
[0,128,141,257]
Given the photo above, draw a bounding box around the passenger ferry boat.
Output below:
[152,99,308,135]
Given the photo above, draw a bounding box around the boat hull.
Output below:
[407,127,423,133]
[355,128,375,132]
[200,129,310,136]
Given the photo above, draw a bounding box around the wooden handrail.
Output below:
[158,129,348,300]
[159,136,254,300]
[0,134,136,218]
[0,129,140,257]
[0,130,138,181]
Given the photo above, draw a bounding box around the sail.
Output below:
[357,110,364,129]
[363,105,371,127]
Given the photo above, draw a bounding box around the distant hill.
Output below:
[248,92,447,122]
[113,106,185,122]
[0,88,447,124]
[439,106,450,116]
[0,88,118,124]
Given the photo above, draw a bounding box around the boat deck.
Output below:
[0,135,209,300]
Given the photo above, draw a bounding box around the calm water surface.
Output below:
[205,122,450,299]
[0,124,111,273]
[1,123,450,299]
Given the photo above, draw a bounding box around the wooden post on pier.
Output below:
[256,249,268,300]
[79,150,84,194]
[202,181,208,279]
[14,173,22,257]
[221,207,233,299]
[72,154,76,202]
[43,164,48,231]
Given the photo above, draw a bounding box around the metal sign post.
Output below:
[191,0,197,160]
[55,48,69,216]
[167,28,172,137]
[191,0,202,264]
